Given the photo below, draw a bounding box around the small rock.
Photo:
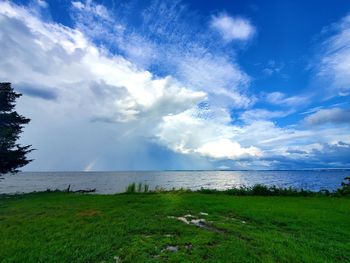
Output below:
[199,212,208,216]
[113,256,121,263]
[241,220,246,224]
[164,246,178,252]
[167,216,175,219]
[177,217,190,224]
[184,214,196,218]
[191,218,206,227]
[164,234,173,237]
[185,244,193,250]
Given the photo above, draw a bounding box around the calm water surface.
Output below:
[0,170,349,194]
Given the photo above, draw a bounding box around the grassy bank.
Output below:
[0,192,349,262]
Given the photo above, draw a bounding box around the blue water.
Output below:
[0,170,349,194]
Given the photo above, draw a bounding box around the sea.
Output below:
[0,170,349,194]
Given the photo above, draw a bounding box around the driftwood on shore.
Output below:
[66,185,96,193]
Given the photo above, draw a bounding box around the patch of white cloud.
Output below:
[265,91,309,107]
[317,14,350,95]
[156,109,261,159]
[262,60,285,76]
[196,139,261,159]
[240,109,292,123]
[175,53,252,106]
[210,13,255,42]
[71,0,111,21]
[36,0,48,8]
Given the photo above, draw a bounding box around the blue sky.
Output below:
[0,0,350,170]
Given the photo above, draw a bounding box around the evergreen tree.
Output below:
[0,82,33,174]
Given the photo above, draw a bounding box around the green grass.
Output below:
[0,192,349,262]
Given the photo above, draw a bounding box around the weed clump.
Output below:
[125,183,150,193]
[125,177,350,197]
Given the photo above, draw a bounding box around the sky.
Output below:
[0,0,350,171]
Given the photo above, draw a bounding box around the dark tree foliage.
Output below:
[337,177,350,196]
[0,82,33,174]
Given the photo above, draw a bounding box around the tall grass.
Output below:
[125,183,136,193]
[197,184,323,196]
[125,183,150,193]
[125,177,350,196]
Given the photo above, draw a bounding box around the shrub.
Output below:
[336,177,350,196]
[198,184,317,196]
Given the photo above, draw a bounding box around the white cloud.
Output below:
[317,14,350,95]
[0,2,206,121]
[157,107,350,165]
[231,121,309,148]
[36,0,48,8]
[196,139,261,159]
[0,1,209,168]
[175,53,253,108]
[240,109,292,123]
[71,1,253,109]
[265,92,309,107]
[262,60,285,76]
[71,0,111,21]
[156,109,262,160]
[304,108,350,126]
[72,1,85,10]
[0,1,259,168]
[210,13,255,42]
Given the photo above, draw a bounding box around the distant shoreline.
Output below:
[16,168,350,173]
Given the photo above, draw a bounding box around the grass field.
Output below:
[0,192,349,262]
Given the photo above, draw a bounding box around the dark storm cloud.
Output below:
[16,83,58,100]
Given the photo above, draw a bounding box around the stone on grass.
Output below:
[191,218,206,227]
[184,214,196,218]
[177,217,190,224]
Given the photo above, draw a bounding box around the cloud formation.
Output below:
[304,108,350,126]
[265,92,309,107]
[0,1,260,169]
[210,13,255,42]
[0,1,206,122]
[0,1,349,170]
[16,83,58,100]
[317,14,350,96]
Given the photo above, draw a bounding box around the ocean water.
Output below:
[0,170,349,194]
[1,170,350,194]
